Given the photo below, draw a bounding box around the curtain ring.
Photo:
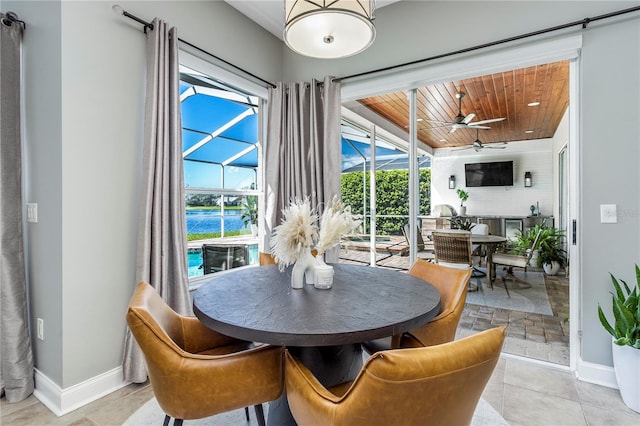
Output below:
[1,12,24,28]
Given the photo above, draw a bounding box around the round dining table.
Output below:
[193,263,441,425]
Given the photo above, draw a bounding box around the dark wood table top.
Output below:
[193,264,441,347]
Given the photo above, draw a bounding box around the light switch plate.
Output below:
[600,204,617,223]
[26,203,38,223]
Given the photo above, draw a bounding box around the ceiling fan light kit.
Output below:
[448,92,506,134]
[284,0,376,58]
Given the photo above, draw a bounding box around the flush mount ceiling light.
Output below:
[284,0,376,59]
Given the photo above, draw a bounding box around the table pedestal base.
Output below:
[267,344,363,426]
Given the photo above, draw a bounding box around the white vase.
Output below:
[313,254,334,290]
[291,248,315,289]
[612,339,640,413]
[459,206,467,216]
[543,261,561,275]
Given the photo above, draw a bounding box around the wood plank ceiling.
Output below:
[358,60,569,150]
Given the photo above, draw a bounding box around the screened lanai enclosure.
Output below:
[180,65,431,277]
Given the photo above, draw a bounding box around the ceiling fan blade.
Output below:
[485,145,507,149]
[472,117,506,125]
[449,126,458,133]
[462,113,475,124]
[453,145,474,151]
[467,125,492,130]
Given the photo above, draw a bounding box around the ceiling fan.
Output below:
[457,129,507,152]
[447,92,506,133]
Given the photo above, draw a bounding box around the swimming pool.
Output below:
[187,244,258,278]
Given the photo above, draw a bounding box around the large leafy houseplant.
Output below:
[536,227,567,267]
[598,265,640,348]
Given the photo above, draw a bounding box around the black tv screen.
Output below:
[465,161,514,187]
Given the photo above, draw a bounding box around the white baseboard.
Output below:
[575,357,618,389]
[34,366,130,416]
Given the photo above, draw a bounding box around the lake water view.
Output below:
[186,209,247,235]
[186,209,256,277]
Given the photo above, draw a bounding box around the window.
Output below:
[179,64,263,279]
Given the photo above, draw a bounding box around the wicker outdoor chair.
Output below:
[432,229,482,291]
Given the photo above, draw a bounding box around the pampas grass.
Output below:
[316,196,362,255]
[270,196,361,268]
[270,198,318,270]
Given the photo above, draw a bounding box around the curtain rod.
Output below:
[112,5,276,89]
[1,11,26,29]
[334,5,640,82]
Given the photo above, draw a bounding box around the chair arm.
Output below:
[154,344,284,420]
[284,350,342,424]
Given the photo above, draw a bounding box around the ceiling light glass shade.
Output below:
[284,0,376,59]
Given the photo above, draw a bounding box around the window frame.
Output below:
[180,49,267,285]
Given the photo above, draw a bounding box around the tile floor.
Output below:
[340,248,571,365]
[3,357,639,426]
[3,251,638,425]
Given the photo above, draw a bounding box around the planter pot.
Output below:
[543,261,561,275]
[459,206,467,216]
[528,249,539,267]
[612,339,640,413]
[250,224,258,236]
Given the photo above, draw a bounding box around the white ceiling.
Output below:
[224,0,403,40]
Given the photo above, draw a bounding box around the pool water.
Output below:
[188,244,258,278]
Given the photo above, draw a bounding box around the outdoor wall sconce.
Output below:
[524,172,532,187]
[449,175,456,189]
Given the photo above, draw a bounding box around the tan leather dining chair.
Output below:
[126,282,284,426]
[285,327,506,426]
[362,258,471,354]
[260,250,317,266]
[259,251,277,265]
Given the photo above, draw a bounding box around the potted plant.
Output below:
[456,189,469,216]
[536,227,567,275]
[512,224,544,265]
[447,216,475,231]
[240,196,258,236]
[597,264,640,413]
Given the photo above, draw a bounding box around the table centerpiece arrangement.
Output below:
[270,196,361,289]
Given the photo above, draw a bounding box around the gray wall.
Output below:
[5,0,639,393]
[6,0,282,390]
[283,0,640,367]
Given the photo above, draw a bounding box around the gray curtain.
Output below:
[264,77,341,260]
[123,19,191,383]
[0,12,34,402]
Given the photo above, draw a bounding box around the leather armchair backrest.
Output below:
[405,259,470,346]
[286,327,505,426]
[126,282,284,421]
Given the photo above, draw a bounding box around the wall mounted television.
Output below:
[464,161,514,187]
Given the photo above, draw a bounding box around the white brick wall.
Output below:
[431,139,554,217]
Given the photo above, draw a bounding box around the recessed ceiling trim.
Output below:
[341,34,582,102]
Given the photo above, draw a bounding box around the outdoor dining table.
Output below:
[193,263,441,426]
[470,234,508,280]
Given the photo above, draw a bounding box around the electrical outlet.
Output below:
[37,318,44,340]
